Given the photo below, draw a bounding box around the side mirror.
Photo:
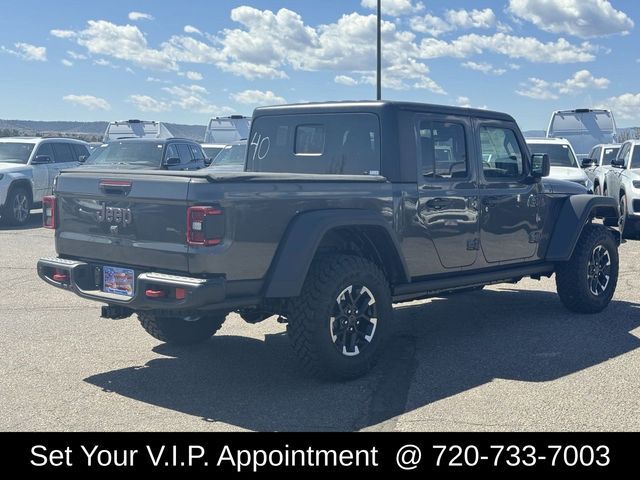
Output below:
[581,158,596,168]
[531,153,550,179]
[611,157,625,168]
[31,155,52,165]
[78,155,87,163]
[204,157,213,166]
[163,157,181,167]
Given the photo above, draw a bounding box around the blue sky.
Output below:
[0,0,638,130]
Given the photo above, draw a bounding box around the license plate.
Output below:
[103,266,135,297]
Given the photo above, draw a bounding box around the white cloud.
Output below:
[508,63,521,70]
[63,94,111,110]
[128,94,171,112]
[409,14,453,36]
[61,59,73,67]
[410,8,495,36]
[230,89,286,105]
[555,69,609,94]
[162,84,235,115]
[128,12,154,22]
[361,0,424,16]
[184,71,203,81]
[93,58,117,68]
[419,33,597,63]
[445,8,495,29]
[461,61,506,75]
[1,42,47,61]
[146,76,171,84]
[508,0,634,38]
[456,96,472,108]
[335,75,359,86]
[184,25,202,36]
[67,50,87,60]
[51,29,76,39]
[596,93,640,121]
[516,78,559,100]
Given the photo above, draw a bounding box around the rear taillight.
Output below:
[43,196,57,229]
[187,206,223,246]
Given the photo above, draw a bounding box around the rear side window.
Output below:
[418,120,468,179]
[632,146,640,169]
[71,144,90,160]
[247,113,381,175]
[52,143,75,163]
[177,144,193,163]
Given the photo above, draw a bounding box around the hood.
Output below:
[542,177,589,194]
[548,166,589,181]
[0,162,30,174]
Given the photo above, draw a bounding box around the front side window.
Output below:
[591,147,601,164]
[0,142,35,164]
[418,120,468,179]
[603,147,619,165]
[631,146,640,169]
[480,126,524,179]
[189,144,205,161]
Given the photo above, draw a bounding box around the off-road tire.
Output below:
[138,312,227,345]
[287,255,392,380]
[555,224,618,314]
[2,186,31,226]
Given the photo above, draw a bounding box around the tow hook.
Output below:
[101,305,134,320]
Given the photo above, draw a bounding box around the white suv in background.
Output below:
[604,140,640,238]
[0,137,90,226]
[584,143,621,195]
[526,137,593,191]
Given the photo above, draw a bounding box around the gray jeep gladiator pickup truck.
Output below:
[38,101,621,379]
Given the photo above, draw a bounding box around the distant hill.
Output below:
[0,119,207,142]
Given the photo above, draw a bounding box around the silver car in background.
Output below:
[603,140,640,238]
[526,137,593,191]
[584,143,621,195]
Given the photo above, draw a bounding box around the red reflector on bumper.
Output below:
[52,273,69,282]
[145,289,166,298]
[175,288,186,300]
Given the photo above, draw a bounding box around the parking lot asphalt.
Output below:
[1,213,639,432]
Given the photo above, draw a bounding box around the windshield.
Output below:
[0,142,34,164]
[603,147,620,164]
[212,144,246,167]
[85,141,164,169]
[529,143,578,167]
[632,147,640,169]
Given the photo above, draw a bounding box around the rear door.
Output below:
[31,142,54,199]
[416,114,479,269]
[55,172,193,272]
[50,143,80,191]
[477,120,541,263]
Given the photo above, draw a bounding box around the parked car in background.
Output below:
[84,138,207,171]
[103,119,174,143]
[206,140,247,172]
[603,140,640,238]
[584,143,621,195]
[547,108,617,162]
[526,137,593,192]
[204,115,251,144]
[0,137,90,225]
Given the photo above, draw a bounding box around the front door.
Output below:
[476,121,541,263]
[416,115,479,269]
[30,143,53,201]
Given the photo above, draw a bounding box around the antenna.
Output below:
[377,0,382,101]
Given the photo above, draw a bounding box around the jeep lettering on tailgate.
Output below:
[96,203,132,227]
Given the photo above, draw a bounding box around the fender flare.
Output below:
[264,209,409,298]
[546,194,620,262]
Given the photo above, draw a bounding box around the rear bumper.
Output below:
[37,257,232,311]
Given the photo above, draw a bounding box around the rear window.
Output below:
[603,147,620,165]
[85,141,164,169]
[246,113,381,175]
[528,143,577,168]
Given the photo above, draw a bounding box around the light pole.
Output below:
[377,0,382,100]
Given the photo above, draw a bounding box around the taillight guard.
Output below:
[187,206,223,246]
[42,196,57,229]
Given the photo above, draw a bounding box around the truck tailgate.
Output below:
[55,172,191,272]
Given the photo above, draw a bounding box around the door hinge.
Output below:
[467,238,480,251]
